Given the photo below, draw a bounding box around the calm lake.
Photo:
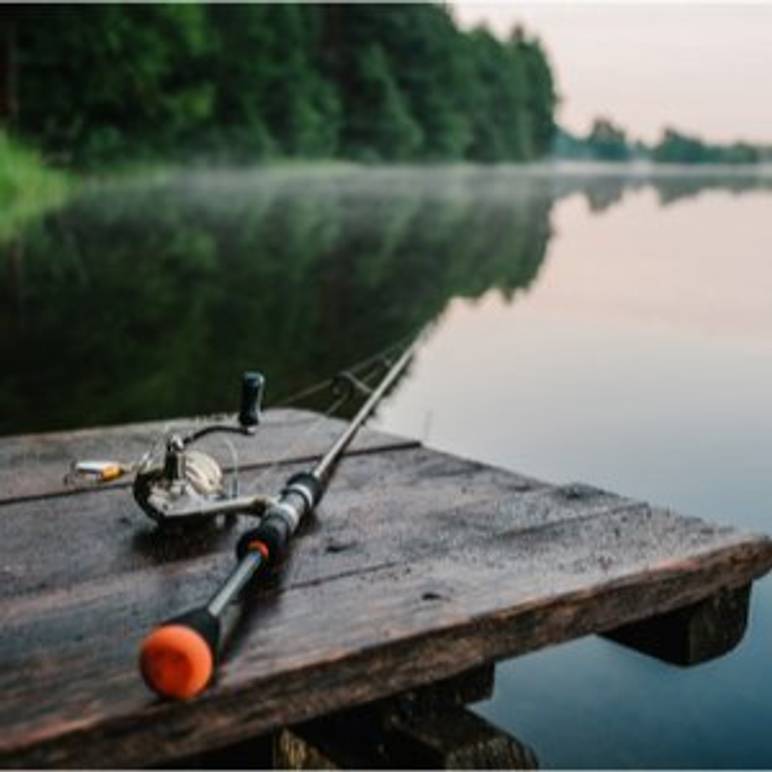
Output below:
[2,163,771,767]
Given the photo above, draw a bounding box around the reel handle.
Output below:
[239,371,264,429]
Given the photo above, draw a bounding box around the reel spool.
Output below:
[133,439,227,525]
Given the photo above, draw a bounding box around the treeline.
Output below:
[1,4,556,167]
[554,119,763,165]
[652,128,760,165]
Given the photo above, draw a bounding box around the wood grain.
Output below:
[0,417,770,768]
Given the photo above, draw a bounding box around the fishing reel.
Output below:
[131,365,384,527]
[133,437,234,526]
[68,347,402,532]
[133,372,268,527]
[69,372,271,527]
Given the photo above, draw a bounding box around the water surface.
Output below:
[2,164,771,767]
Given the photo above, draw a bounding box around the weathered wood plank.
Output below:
[0,497,770,767]
[0,446,550,602]
[604,583,752,665]
[0,409,417,502]
[1,415,771,767]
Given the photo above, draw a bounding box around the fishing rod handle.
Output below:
[139,549,265,700]
[138,475,320,700]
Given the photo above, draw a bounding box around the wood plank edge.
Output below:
[4,536,771,767]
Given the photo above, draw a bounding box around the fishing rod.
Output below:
[138,336,420,700]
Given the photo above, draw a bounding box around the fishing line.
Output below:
[245,356,390,493]
[266,330,417,410]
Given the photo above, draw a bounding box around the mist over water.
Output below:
[3,164,772,767]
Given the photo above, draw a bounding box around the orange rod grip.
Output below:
[139,624,214,700]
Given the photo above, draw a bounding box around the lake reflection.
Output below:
[1,166,556,434]
[3,164,772,767]
[3,164,771,436]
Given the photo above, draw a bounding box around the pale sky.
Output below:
[451,2,772,144]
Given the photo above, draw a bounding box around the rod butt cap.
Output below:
[139,624,213,699]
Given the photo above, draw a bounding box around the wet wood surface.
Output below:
[1,410,771,768]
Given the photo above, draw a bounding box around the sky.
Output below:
[451,2,772,144]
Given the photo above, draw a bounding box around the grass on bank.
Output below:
[0,131,72,241]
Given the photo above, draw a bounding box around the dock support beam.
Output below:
[274,665,538,769]
[604,583,752,666]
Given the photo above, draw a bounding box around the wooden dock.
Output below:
[1,409,771,768]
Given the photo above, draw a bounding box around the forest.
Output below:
[1,4,557,167]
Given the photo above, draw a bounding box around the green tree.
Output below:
[249,5,339,158]
[652,127,760,165]
[345,44,422,161]
[465,28,510,161]
[518,32,556,157]
[17,5,214,165]
[587,117,631,161]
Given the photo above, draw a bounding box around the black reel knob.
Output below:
[239,371,265,429]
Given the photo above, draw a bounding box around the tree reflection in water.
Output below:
[2,165,770,435]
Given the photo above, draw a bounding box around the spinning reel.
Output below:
[69,356,394,530]
[133,372,268,526]
[130,365,386,526]
[70,372,270,527]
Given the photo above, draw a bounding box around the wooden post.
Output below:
[274,665,539,769]
[384,708,539,769]
[276,708,538,770]
[604,583,751,666]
